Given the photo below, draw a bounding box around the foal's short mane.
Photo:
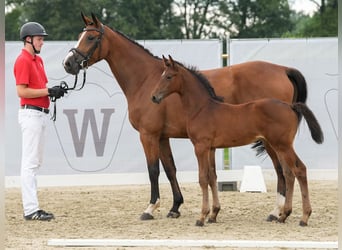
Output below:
[182,64,224,102]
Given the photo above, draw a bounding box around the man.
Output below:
[14,22,66,221]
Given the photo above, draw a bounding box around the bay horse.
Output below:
[152,55,323,226]
[63,13,309,222]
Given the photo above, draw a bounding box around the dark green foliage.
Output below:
[5,0,337,41]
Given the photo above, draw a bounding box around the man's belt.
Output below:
[21,105,49,114]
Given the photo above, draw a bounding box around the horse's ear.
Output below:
[91,12,99,27]
[81,12,87,25]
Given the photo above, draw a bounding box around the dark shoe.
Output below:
[24,210,55,221]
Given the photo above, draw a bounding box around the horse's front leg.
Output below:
[195,143,211,226]
[139,133,161,220]
[207,148,221,223]
[159,138,183,218]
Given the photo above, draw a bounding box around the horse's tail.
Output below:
[292,103,324,144]
[286,68,308,104]
[253,69,309,157]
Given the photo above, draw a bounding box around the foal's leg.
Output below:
[278,148,312,226]
[207,148,221,223]
[277,162,295,224]
[159,138,184,218]
[195,144,211,226]
[289,153,312,226]
[139,134,161,220]
[264,143,286,222]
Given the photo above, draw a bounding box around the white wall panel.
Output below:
[229,38,338,169]
[5,40,222,176]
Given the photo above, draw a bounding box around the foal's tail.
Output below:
[253,69,311,157]
[292,103,324,144]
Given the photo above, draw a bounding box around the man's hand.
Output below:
[48,85,67,100]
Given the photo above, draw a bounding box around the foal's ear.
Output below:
[162,55,171,67]
[168,55,174,66]
[168,55,177,70]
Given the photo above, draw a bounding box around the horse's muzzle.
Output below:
[63,59,80,75]
[63,51,82,75]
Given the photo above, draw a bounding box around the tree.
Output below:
[5,7,22,40]
[293,0,337,37]
[5,0,337,41]
[6,0,100,40]
[103,0,183,39]
[218,0,294,38]
[5,0,183,41]
[173,0,224,39]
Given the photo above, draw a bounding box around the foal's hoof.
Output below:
[140,212,154,220]
[299,220,308,227]
[277,217,286,223]
[195,220,204,227]
[167,211,180,218]
[207,218,217,223]
[266,214,278,222]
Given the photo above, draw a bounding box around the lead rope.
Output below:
[50,69,87,121]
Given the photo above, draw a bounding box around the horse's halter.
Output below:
[52,24,104,122]
[69,24,104,70]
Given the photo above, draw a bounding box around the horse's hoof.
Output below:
[266,214,278,222]
[167,211,180,218]
[207,218,216,223]
[299,220,308,227]
[140,212,154,220]
[195,220,204,227]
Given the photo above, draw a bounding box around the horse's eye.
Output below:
[87,35,95,41]
[166,75,172,80]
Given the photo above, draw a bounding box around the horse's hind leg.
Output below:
[159,138,184,218]
[264,143,286,222]
[207,148,221,223]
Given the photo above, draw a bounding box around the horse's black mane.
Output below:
[181,63,224,102]
[107,25,223,102]
[108,26,160,60]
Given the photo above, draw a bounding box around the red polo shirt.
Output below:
[14,49,49,108]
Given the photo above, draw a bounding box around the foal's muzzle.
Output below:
[151,95,162,104]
